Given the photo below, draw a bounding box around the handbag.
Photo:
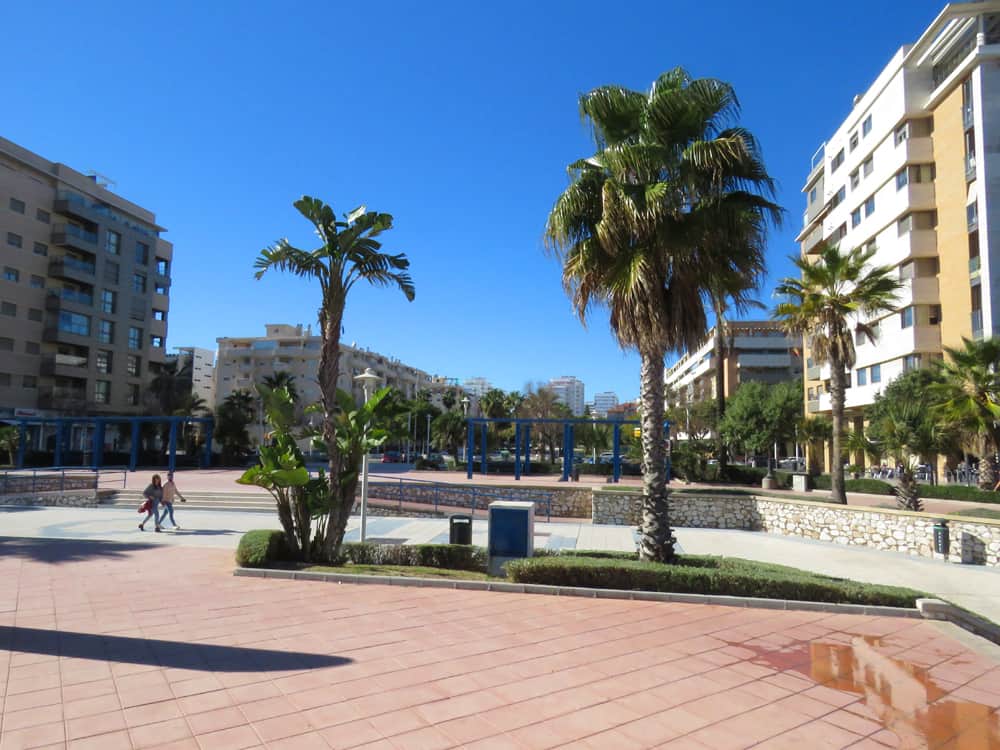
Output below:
[138,499,151,514]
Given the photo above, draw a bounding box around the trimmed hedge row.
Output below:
[504,555,924,607]
[922,484,1000,504]
[338,542,487,571]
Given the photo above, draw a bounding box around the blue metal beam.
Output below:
[514,423,522,481]
[466,422,474,479]
[202,422,214,468]
[53,420,64,467]
[612,424,622,484]
[561,423,571,481]
[524,426,531,476]
[129,421,140,471]
[16,421,26,469]
[168,421,178,473]
[480,423,488,475]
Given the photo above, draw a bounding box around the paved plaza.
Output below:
[1,538,1000,749]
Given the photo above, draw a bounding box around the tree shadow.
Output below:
[0,626,351,672]
[0,505,45,512]
[0,537,155,564]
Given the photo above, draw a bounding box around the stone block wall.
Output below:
[363,482,591,519]
[592,490,1000,567]
[0,474,97,495]
[0,491,99,508]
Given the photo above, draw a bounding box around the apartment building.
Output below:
[548,375,586,416]
[591,391,619,418]
[170,346,216,408]
[798,3,1000,468]
[0,137,173,418]
[664,321,803,407]
[462,377,493,397]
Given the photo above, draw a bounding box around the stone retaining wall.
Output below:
[0,474,97,496]
[363,482,591,519]
[0,490,99,508]
[592,490,1000,567]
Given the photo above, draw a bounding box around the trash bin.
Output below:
[933,520,950,556]
[572,466,580,482]
[449,514,472,545]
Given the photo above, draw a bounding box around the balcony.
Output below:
[800,223,824,254]
[901,136,933,164]
[807,399,821,414]
[966,154,977,182]
[53,192,100,223]
[42,324,91,346]
[964,106,975,130]
[45,289,93,313]
[973,310,984,340]
[152,291,169,312]
[898,229,937,260]
[39,353,89,377]
[48,256,96,283]
[898,276,940,307]
[150,318,167,338]
[37,385,88,411]
[900,182,936,211]
[806,366,821,381]
[970,256,981,274]
[51,224,98,253]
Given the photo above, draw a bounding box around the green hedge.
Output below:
[338,543,488,571]
[505,555,924,607]
[808,475,893,495]
[922,484,1000,504]
[235,530,287,567]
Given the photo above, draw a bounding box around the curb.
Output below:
[232,567,921,619]
[917,598,1000,644]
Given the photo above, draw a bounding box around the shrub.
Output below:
[236,530,287,568]
[921,484,1000,504]
[339,543,488,571]
[718,465,793,489]
[505,555,924,607]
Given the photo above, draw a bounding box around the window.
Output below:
[851,208,862,228]
[105,261,119,284]
[29,275,44,289]
[807,387,815,399]
[98,320,114,344]
[831,186,846,208]
[864,196,875,217]
[862,157,873,177]
[36,208,49,224]
[904,354,921,372]
[831,148,845,172]
[930,305,942,325]
[155,257,169,276]
[154,282,168,295]
[127,383,140,406]
[968,202,979,230]
[896,169,908,190]
[857,368,867,386]
[3,267,19,282]
[100,289,116,314]
[27,308,42,322]
[862,114,872,137]
[153,309,166,321]
[135,242,149,265]
[128,326,143,350]
[1,301,15,316]
[0,337,11,351]
[96,350,113,374]
[33,242,47,256]
[7,232,22,248]
[94,380,110,404]
[0,374,10,387]
[901,306,914,328]
[151,335,164,348]
[829,223,847,244]
[895,123,909,145]
[133,273,146,294]
[898,214,913,235]
[809,187,817,204]
[870,364,881,383]
[849,132,859,152]
[25,341,39,354]
[58,311,90,336]
[8,197,24,214]
[127,355,141,377]
[911,164,935,183]
[22,375,36,389]
[850,169,859,190]
[865,239,877,254]
[105,230,121,255]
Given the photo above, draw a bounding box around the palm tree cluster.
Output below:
[546,68,781,561]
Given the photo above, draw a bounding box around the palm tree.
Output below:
[546,69,780,561]
[262,371,299,403]
[519,385,571,463]
[774,242,900,503]
[432,411,466,462]
[478,389,509,419]
[798,416,833,475]
[0,425,18,466]
[930,337,1000,489]
[255,197,414,560]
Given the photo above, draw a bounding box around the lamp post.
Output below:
[461,396,470,460]
[425,413,431,457]
[353,367,381,543]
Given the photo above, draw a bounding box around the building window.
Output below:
[862,157,873,177]
[904,354,921,372]
[850,169,859,190]
[831,186,846,208]
[3,267,19,282]
[29,275,44,289]
[94,380,110,404]
[851,208,862,228]
[862,114,872,137]
[156,257,169,276]
[96,350,113,374]
[25,341,39,354]
[127,355,141,376]
[126,383,140,406]
[968,202,979,230]
[151,335,164,348]
[857,368,867,386]
[831,148,845,172]
[898,214,913,235]
[0,374,10,387]
[849,132,859,152]
[58,311,90,336]
[20,375,35,390]
[896,169,908,190]
[0,301,15,316]
[106,230,121,255]
[7,232,22,248]
[133,273,146,294]
[153,309,166,321]
[901,307,914,328]
[895,123,909,145]
[870,364,881,383]
[0,337,11,351]
[930,305,942,325]
[27,308,42,322]
[101,289,116,314]
[8,197,25,214]
[128,326,143,350]
[105,261,120,284]
[98,319,114,344]
[135,242,149,266]
[33,242,47,256]
[809,187,817,204]
[154,282,168,295]
[36,208,50,224]
[864,196,875,217]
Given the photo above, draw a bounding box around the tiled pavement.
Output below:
[1,539,1000,749]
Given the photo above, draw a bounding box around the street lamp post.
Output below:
[353,367,381,543]
[425,413,431,456]
[461,396,470,460]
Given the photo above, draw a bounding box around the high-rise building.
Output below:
[797,3,1000,469]
[0,136,173,417]
[591,391,619,418]
[171,346,215,408]
[549,375,585,416]
[462,377,493,397]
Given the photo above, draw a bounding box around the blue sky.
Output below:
[6,0,945,402]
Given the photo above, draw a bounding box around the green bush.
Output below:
[236,530,287,567]
[717,465,793,489]
[846,478,894,495]
[921,484,1000,504]
[505,555,924,607]
[339,543,488,571]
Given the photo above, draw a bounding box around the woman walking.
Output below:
[139,474,164,532]
[159,471,185,529]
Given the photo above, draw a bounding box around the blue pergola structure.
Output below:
[9,415,214,472]
[465,417,667,483]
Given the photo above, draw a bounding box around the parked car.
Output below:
[381,450,402,463]
[778,458,805,471]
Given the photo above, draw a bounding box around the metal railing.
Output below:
[362,474,555,521]
[0,466,128,496]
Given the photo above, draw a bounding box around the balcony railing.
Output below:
[970,256,981,274]
[49,288,94,306]
[807,399,821,414]
[49,256,96,279]
[55,223,98,244]
[964,106,975,130]
[972,310,984,339]
[806,366,821,380]
[966,154,977,181]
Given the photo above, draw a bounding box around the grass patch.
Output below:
[946,507,1000,520]
[305,564,496,580]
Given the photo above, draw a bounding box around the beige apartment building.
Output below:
[0,136,173,418]
[798,3,1000,470]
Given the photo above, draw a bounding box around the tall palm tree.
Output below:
[432,411,466,461]
[519,386,570,463]
[774,242,900,503]
[262,371,299,403]
[930,337,1000,489]
[546,69,780,561]
[254,197,415,559]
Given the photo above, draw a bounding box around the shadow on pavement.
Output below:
[0,625,351,672]
[0,505,45,512]
[0,536,153,563]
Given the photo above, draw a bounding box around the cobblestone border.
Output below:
[233,566,920,619]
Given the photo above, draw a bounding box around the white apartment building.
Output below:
[462,377,493,397]
[798,2,1000,469]
[549,375,585,416]
[591,391,619,418]
[173,346,215,408]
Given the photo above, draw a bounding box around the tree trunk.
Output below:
[893,465,922,512]
[713,311,728,475]
[319,294,346,561]
[638,348,676,562]
[829,360,848,504]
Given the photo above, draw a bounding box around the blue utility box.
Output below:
[488,500,535,576]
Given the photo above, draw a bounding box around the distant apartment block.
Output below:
[549,375,585,416]
[591,391,619,418]
[664,321,803,406]
[170,346,215,408]
[797,4,1000,467]
[462,377,493,397]
[0,136,173,418]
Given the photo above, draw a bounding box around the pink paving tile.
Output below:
[0,720,66,750]
[319,718,385,749]
[66,709,128,740]
[129,717,193,749]
[64,692,123,720]
[267,732,330,750]
[249,711,315,742]
[67,729,133,750]
[124,699,184,727]
[2,704,63,732]
[185,706,247,735]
